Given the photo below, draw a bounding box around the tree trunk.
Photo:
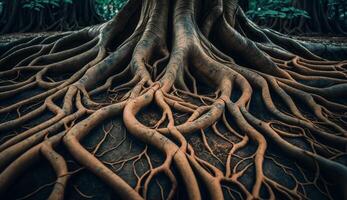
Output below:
[0,0,347,199]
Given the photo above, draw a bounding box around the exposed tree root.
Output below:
[0,0,347,199]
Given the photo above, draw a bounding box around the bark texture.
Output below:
[0,0,347,199]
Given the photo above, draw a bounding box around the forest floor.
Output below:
[294,35,347,46]
[1,31,347,200]
[1,32,347,45]
[0,32,63,44]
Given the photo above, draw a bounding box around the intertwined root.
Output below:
[1,0,347,199]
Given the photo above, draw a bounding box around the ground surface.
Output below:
[1,32,347,46]
[1,32,347,200]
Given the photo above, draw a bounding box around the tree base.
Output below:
[0,0,347,199]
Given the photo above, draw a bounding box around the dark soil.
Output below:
[1,32,347,46]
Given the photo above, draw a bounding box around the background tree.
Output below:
[0,0,103,34]
[247,0,347,35]
[0,0,347,199]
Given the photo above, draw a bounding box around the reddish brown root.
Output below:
[0,0,346,199]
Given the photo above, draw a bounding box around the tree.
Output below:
[248,0,347,35]
[0,0,103,34]
[279,0,347,35]
[0,0,347,199]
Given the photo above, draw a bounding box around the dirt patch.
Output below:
[293,35,347,46]
[0,32,62,44]
[1,32,347,46]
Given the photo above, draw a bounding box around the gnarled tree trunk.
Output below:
[0,0,347,199]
